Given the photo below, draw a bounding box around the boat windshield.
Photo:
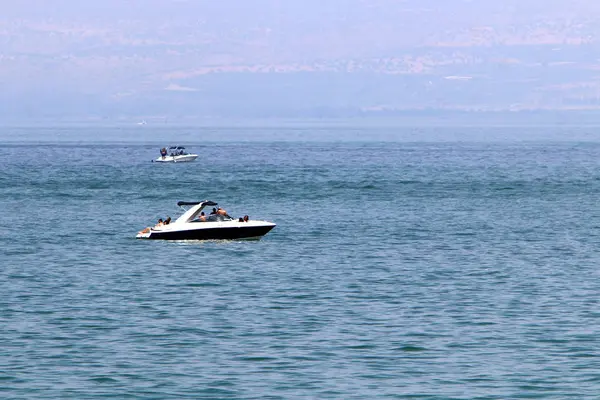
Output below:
[204,214,233,222]
[190,214,233,222]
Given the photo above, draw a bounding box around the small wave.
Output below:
[396,345,428,352]
[89,376,120,384]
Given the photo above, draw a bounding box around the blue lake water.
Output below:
[2,126,600,399]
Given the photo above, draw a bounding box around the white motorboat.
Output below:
[136,200,276,240]
[154,146,198,163]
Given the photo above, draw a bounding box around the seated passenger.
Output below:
[164,216,171,225]
[198,212,206,222]
[210,208,218,215]
[216,207,230,217]
[139,218,163,234]
[243,215,249,222]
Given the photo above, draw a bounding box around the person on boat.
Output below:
[138,218,164,234]
[210,208,218,215]
[164,217,171,225]
[197,212,206,222]
[243,215,249,222]
[216,207,231,218]
[160,148,167,158]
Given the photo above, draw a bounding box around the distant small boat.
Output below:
[154,146,198,163]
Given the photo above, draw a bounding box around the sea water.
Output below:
[2,126,600,399]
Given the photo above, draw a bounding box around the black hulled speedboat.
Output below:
[136,200,276,240]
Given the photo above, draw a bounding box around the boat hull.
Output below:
[138,224,275,240]
[154,154,198,163]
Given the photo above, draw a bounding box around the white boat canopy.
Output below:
[174,200,219,223]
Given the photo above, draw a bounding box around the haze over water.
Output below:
[2,126,600,399]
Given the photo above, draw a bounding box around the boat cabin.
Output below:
[175,201,233,223]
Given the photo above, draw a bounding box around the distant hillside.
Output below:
[3,0,600,121]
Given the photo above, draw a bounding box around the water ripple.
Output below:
[2,130,600,398]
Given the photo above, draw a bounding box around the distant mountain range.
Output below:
[3,0,600,122]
